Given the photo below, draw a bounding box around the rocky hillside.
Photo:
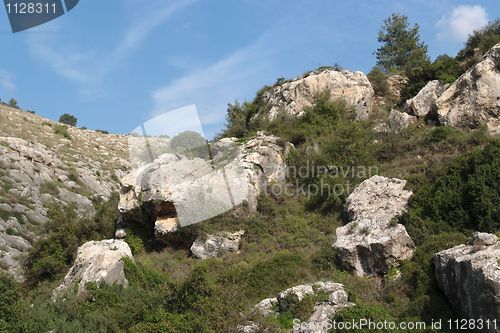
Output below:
[0,105,129,278]
[0,37,498,333]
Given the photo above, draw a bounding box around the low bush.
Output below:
[53,124,71,140]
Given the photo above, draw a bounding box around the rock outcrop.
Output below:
[433,232,500,330]
[386,74,409,101]
[405,80,449,118]
[191,230,245,259]
[118,134,289,239]
[52,240,133,300]
[333,176,415,276]
[434,43,500,134]
[240,281,354,333]
[261,69,374,121]
[0,106,129,279]
[374,109,417,133]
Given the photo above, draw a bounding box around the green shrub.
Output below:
[402,141,500,240]
[53,124,71,140]
[7,98,18,108]
[25,195,119,285]
[0,273,20,332]
[58,113,78,126]
[367,67,389,96]
[333,304,394,332]
[457,19,500,67]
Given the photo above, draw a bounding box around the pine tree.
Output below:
[375,13,430,74]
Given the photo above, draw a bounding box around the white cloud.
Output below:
[437,5,489,42]
[0,69,16,91]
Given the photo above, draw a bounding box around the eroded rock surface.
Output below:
[118,134,289,239]
[405,80,449,118]
[240,281,354,333]
[434,43,500,134]
[52,239,133,300]
[433,232,500,331]
[333,175,415,276]
[261,69,374,121]
[191,230,245,259]
[0,106,129,279]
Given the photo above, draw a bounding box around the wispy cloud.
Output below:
[151,34,274,134]
[104,0,196,68]
[437,5,489,42]
[0,69,16,91]
[27,0,196,87]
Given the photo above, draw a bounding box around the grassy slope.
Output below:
[0,95,499,332]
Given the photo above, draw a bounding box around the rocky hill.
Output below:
[0,105,129,278]
[0,40,499,333]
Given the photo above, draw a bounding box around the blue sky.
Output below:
[0,0,498,138]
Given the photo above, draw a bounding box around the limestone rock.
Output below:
[244,281,353,333]
[386,74,409,101]
[344,176,413,223]
[52,240,133,300]
[0,105,130,279]
[118,134,288,239]
[384,109,417,133]
[334,176,415,276]
[433,233,500,331]
[405,80,449,117]
[261,69,374,121]
[434,43,500,134]
[190,230,245,259]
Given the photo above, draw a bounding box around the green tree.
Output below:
[58,113,78,126]
[429,54,463,83]
[367,67,389,96]
[375,13,430,74]
[169,130,209,159]
[7,98,18,108]
[457,19,500,66]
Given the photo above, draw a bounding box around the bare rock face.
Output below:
[405,80,449,118]
[333,176,415,276]
[375,109,417,133]
[434,43,500,134]
[191,230,245,259]
[386,74,409,101]
[261,69,374,121]
[433,232,500,331]
[118,134,288,239]
[240,281,354,333]
[0,106,129,280]
[52,240,133,300]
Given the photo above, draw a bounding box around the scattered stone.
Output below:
[242,281,353,333]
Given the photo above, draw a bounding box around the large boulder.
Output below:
[333,176,415,276]
[52,240,133,300]
[261,69,374,121]
[191,230,245,259]
[405,80,449,118]
[240,281,354,333]
[433,232,500,331]
[118,134,289,239]
[434,43,500,134]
